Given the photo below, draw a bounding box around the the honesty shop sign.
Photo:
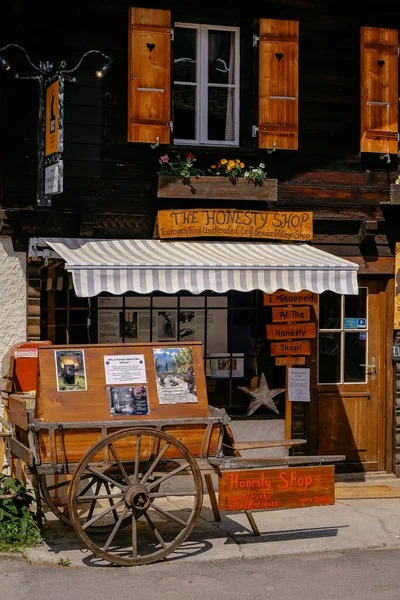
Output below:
[157,209,313,241]
[218,466,335,511]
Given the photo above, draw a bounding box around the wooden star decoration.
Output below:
[238,373,285,416]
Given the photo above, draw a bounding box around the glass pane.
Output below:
[344,288,367,327]
[174,28,196,82]
[319,291,341,329]
[208,87,235,141]
[208,30,235,85]
[173,85,196,140]
[318,332,341,383]
[344,332,366,383]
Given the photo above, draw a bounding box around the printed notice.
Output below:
[104,354,147,385]
[288,368,310,402]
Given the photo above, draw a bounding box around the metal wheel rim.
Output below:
[68,427,203,566]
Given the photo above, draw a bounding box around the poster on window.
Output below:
[210,353,244,378]
[55,349,87,392]
[107,385,149,416]
[153,347,197,404]
[288,368,310,402]
[97,297,123,343]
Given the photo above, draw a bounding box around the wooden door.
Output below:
[312,280,386,471]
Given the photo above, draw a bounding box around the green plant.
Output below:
[58,557,72,567]
[0,473,42,552]
[158,152,205,180]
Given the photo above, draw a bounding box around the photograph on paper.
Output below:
[210,353,244,378]
[158,311,177,340]
[153,347,197,404]
[55,349,87,392]
[108,385,149,416]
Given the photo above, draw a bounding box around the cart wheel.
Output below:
[68,428,203,566]
[39,473,131,533]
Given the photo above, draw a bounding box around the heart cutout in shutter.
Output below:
[377,59,385,67]
[147,43,155,52]
[275,53,284,61]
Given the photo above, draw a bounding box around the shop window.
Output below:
[318,289,368,384]
[173,24,240,146]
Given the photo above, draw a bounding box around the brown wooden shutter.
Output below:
[360,26,398,154]
[128,7,171,144]
[258,19,299,150]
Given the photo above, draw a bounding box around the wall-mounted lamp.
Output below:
[0,55,11,71]
[96,58,114,79]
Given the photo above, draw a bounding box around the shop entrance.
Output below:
[311,279,388,472]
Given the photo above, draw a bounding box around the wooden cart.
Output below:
[1,342,343,566]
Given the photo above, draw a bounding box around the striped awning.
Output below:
[34,238,359,297]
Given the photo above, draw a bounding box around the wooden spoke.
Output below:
[82,499,125,531]
[140,442,170,485]
[133,435,141,484]
[109,443,132,486]
[76,493,124,502]
[144,511,167,549]
[105,481,119,524]
[132,511,137,559]
[87,479,101,523]
[76,477,98,500]
[146,462,189,491]
[86,466,125,491]
[103,507,129,552]
[149,503,187,527]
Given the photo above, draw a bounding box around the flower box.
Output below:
[390,184,400,205]
[157,175,278,201]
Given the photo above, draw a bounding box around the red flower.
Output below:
[185,152,196,161]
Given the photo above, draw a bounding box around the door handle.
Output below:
[360,357,376,380]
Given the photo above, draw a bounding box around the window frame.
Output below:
[173,22,240,147]
[317,289,369,386]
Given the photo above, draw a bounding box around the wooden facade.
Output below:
[1,0,400,475]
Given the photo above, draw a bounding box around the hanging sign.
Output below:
[264,291,317,306]
[275,356,306,366]
[157,209,313,241]
[270,340,311,356]
[288,368,311,402]
[266,323,316,340]
[272,306,311,323]
[45,80,60,157]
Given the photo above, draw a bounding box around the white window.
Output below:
[318,289,368,384]
[173,23,240,146]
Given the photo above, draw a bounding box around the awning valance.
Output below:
[32,238,359,297]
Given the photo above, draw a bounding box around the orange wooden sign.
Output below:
[266,323,316,341]
[264,291,317,306]
[157,209,313,241]
[275,356,306,366]
[270,340,311,356]
[45,80,59,157]
[272,306,311,323]
[218,466,335,511]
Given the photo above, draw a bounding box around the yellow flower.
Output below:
[240,162,245,168]
[227,165,232,171]
[228,160,235,167]
[220,158,227,165]
[211,165,216,169]
[235,159,240,163]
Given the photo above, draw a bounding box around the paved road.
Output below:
[1,547,400,600]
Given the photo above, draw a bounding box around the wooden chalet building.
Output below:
[1,0,400,475]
